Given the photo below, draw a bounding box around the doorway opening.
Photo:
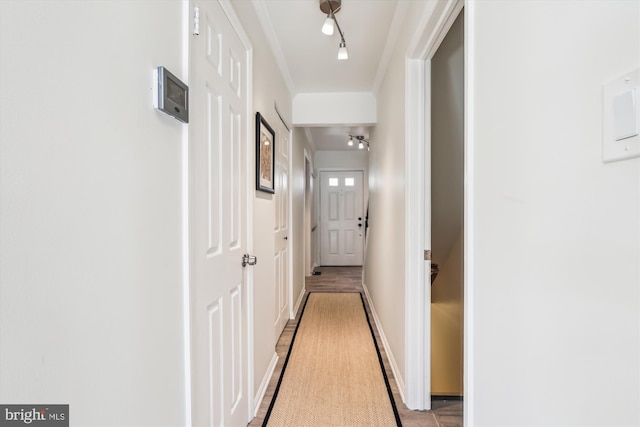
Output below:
[430,9,464,401]
[404,0,464,412]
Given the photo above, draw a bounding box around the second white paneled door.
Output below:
[273,118,290,338]
[319,171,364,266]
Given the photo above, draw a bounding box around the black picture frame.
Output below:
[256,112,275,193]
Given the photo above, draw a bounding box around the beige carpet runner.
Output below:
[263,292,401,426]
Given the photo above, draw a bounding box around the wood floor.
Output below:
[248,266,463,427]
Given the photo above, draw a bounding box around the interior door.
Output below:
[189,1,250,426]
[319,171,364,266]
[273,118,290,338]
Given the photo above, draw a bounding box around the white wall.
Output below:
[0,1,187,425]
[364,0,432,395]
[292,92,377,126]
[315,150,369,171]
[469,1,639,425]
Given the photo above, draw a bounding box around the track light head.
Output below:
[338,41,348,60]
[321,14,334,35]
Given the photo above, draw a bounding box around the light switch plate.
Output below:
[603,68,639,163]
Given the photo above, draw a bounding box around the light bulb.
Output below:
[358,141,364,150]
[322,15,334,35]
[338,41,348,60]
[348,137,353,146]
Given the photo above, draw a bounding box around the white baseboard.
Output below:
[292,286,306,318]
[362,282,406,404]
[253,352,278,416]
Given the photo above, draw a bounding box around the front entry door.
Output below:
[189,1,250,426]
[319,171,364,266]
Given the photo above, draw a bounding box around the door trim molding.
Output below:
[463,2,475,424]
[286,126,294,320]
[302,148,313,288]
[404,0,464,412]
[181,4,192,426]
[404,56,428,410]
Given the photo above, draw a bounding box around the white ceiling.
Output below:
[255,0,404,151]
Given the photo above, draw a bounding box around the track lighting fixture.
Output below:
[319,0,348,60]
[348,135,370,151]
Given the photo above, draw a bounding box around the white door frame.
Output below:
[404,0,464,412]
[285,122,293,321]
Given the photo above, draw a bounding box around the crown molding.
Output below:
[251,0,296,96]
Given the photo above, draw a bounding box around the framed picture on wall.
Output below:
[256,112,275,193]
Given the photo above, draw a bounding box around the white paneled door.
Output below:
[273,118,290,338]
[190,1,250,426]
[319,171,364,266]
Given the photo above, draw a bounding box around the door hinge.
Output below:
[193,6,200,36]
[424,250,431,261]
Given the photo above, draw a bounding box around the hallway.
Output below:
[249,267,463,427]
[2,2,638,425]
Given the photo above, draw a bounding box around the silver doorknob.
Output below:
[241,254,257,267]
